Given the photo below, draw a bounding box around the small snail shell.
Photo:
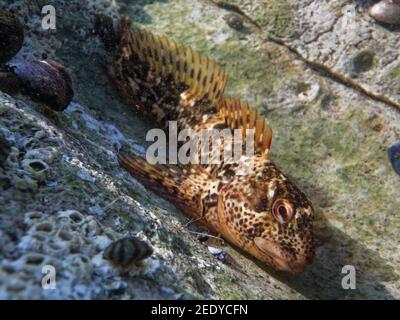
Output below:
[0,9,24,63]
[369,0,400,25]
[103,237,153,267]
[224,13,244,31]
[8,60,74,111]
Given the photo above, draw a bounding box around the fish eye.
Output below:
[272,199,293,224]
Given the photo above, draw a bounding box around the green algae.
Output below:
[207,0,295,36]
[266,1,295,37]
[269,107,400,249]
[388,64,400,79]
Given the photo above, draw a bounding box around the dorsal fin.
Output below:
[124,28,228,106]
[218,97,273,155]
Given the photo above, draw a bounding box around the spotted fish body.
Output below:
[96,17,315,272]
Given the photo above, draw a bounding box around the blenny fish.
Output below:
[95,16,315,272]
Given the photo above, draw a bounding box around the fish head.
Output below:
[217,159,315,273]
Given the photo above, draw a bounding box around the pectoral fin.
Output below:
[118,152,211,219]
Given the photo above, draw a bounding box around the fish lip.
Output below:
[253,237,310,273]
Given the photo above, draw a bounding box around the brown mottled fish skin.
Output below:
[96,16,315,273]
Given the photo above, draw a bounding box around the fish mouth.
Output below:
[253,237,311,273]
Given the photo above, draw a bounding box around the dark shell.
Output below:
[0,70,22,95]
[103,237,153,267]
[224,13,244,30]
[388,143,400,175]
[369,0,400,25]
[94,14,122,53]
[9,60,74,111]
[0,132,11,167]
[0,9,24,63]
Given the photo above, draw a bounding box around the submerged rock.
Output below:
[20,158,49,182]
[1,0,400,300]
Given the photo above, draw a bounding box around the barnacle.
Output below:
[20,158,49,182]
[23,211,45,226]
[56,210,85,226]
[24,147,59,164]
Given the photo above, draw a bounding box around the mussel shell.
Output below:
[369,0,400,25]
[388,143,400,175]
[9,60,74,111]
[0,9,24,63]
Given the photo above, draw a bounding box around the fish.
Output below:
[95,16,315,273]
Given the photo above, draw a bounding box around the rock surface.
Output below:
[0,0,399,299]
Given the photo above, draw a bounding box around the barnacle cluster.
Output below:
[0,93,163,299]
[0,121,58,192]
[0,210,113,299]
